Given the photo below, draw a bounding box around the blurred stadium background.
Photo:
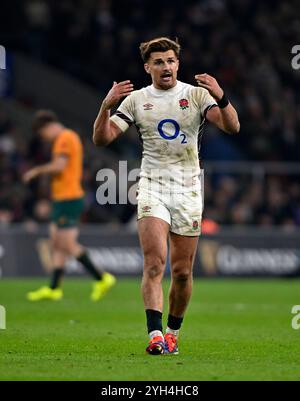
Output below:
[0,0,299,278]
[1,0,300,382]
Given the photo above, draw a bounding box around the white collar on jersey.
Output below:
[148,80,183,96]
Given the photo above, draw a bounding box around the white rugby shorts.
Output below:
[137,172,204,236]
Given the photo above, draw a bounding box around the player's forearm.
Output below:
[219,104,240,134]
[35,162,63,176]
[93,102,113,146]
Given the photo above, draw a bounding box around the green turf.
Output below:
[0,277,300,381]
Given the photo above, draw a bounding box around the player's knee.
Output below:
[172,266,192,283]
[144,257,165,280]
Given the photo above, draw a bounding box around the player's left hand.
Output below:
[195,73,224,100]
[23,168,38,183]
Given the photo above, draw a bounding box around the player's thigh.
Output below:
[169,232,199,274]
[58,227,79,245]
[54,226,80,251]
[138,216,169,267]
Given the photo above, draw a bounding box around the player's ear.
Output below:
[144,63,150,74]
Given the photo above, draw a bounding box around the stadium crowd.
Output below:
[0,0,299,228]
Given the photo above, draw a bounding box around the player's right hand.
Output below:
[103,80,134,109]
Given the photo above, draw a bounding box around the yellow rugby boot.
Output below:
[27,286,63,301]
[91,272,116,301]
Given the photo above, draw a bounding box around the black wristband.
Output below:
[217,93,229,109]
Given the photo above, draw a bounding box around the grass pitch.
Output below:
[0,277,299,381]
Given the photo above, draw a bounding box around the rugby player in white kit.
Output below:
[93,37,240,355]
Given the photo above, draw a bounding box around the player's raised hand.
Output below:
[103,80,134,109]
[195,73,223,101]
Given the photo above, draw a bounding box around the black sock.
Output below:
[167,314,184,330]
[77,251,102,280]
[146,309,163,334]
[50,268,64,289]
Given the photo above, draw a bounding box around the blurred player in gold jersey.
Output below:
[23,110,116,301]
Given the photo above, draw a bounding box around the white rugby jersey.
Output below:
[110,80,217,192]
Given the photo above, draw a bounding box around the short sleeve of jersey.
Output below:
[53,132,72,157]
[110,94,135,133]
[192,87,217,118]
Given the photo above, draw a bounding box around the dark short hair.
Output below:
[32,110,59,134]
[139,37,181,62]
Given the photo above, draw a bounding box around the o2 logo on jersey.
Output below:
[157,119,187,144]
